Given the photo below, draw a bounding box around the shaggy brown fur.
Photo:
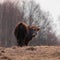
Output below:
[14,22,40,46]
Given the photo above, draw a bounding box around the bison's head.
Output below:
[29,25,40,37]
[14,22,40,46]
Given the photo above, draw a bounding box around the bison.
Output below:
[14,22,40,46]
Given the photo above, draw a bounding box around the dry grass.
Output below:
[0,46,60,60]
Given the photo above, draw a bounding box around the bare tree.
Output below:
[0,0,58,47]
[18,0,58,46]
[21,0,41,26]
[30,12,58,46]
[0,0,22,47]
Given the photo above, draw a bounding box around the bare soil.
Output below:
[0,46,60,60]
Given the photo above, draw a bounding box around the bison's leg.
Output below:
[24,39,31,46]
[17,39,26,46]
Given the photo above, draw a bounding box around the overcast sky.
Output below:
[35,0,60,20]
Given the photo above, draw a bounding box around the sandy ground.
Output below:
[0,46,60,60]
